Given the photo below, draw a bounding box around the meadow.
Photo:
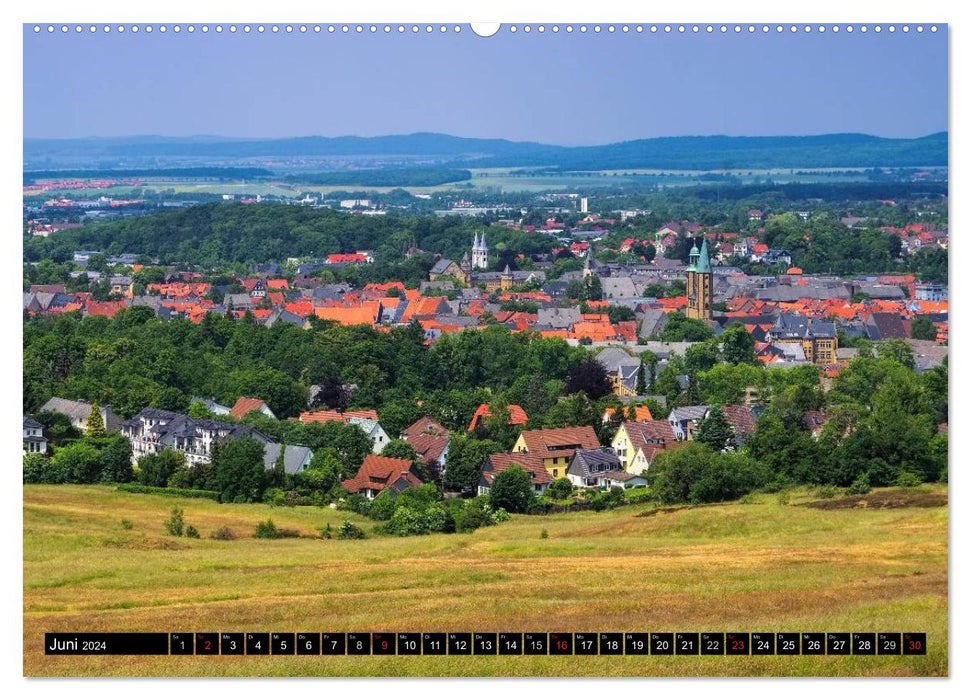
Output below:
[23,484,947,677]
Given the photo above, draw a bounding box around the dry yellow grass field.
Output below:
[23,484,947,677]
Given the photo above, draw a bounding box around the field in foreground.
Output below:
[23,484,947,677]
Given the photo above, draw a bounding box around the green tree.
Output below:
[96,434,134,483]
[488,465,535,513]
[694,406,736,452]
[544,392,598,429]
[49,441,102,483]
[720,324,757,365]
[546,477,574,500]
[910,316,937,341]
[635,361,648,395]
[211,436,269,503]
[877,339,916,370]
[137,448,186,487]
[85,403,107,438]
[443,435,502,494]
[650,442,771,504]
[661,313,715,342]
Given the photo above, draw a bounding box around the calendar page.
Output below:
[19,9,949,683]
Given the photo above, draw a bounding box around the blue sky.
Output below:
[23,25,948,144]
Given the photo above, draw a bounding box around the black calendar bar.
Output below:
[45,633,169,655]
[44,632,927,656]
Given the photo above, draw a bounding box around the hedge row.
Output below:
[117,484,219,500]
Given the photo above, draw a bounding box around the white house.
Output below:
[23,417,47,455]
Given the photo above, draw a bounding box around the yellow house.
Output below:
[610,420,677,474]
[770,317,838,366]
[513,425,601,479]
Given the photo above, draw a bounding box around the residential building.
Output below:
[39,397,121,433]
[668,405,709,441]
[298,409,390,453]
[611,420,677,474]
[566,447,623,488]
[342,454,423,500]
[23,417,47,455]
[400,416,451,479]
[429,258,469,285]
[719,404,758,447]
[468,403,529,433]
[230,396,276,421]
[478,453,551,496]
[120,408,271,466]
[262,443,314,475]
[512,425,601,479]
[770,315,838,365]
[188,398,232,416]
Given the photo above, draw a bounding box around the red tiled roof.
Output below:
[622,420,676,454]
[481,452,552,487]
[606,405,654,423]
[342,455,422,495]
[299,409,379,424]
[468,403,529,432]
[402,416,451,440]
[231,396,267,419]
[408,433,450,465]
[722,404,757,439]
[517,426,600,458]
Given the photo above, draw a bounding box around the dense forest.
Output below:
[23,203,556,267]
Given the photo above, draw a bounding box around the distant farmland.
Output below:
[24,485,947,677]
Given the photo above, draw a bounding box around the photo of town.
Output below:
[22,22,947,677]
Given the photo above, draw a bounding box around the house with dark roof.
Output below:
[342,455,424,500]
[120,408,272,467]
[429,258,469,285]
[801,410,829,438]
[23,417,47,455]
[262,443,314,475]
[770,314,838,365]
[567,447,626,488]
[188,397,232,416]
[668,405,709,441]
[865,312,908,341]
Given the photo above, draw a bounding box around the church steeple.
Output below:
[696,237,711,274]
[685,236,713,321]
[687,239,700,271]
[471,231,488,269]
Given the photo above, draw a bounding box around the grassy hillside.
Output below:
[23,484,947,677]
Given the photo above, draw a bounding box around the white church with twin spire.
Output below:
[471,232,489,270]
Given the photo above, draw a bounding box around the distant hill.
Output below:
[23,131,947,170]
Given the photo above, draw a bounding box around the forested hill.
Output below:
[25,131,947,170]
[22,203,549,267]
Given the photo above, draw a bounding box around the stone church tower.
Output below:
[471,232,489,270]
[685,237,713,320]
